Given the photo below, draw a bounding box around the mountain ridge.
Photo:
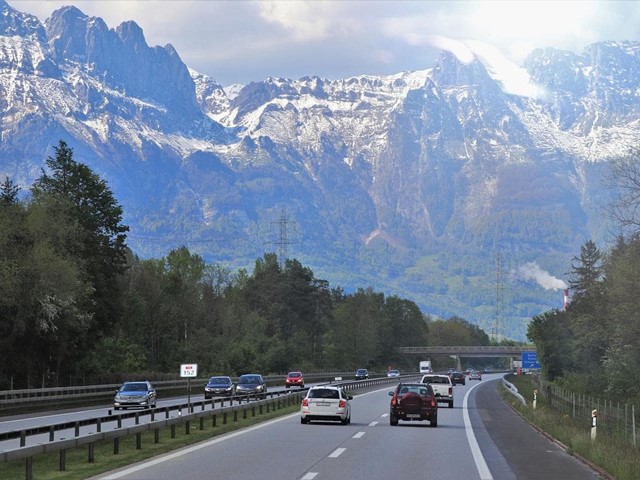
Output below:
[1,0,636,339]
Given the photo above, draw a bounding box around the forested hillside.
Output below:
[528,159,640,403]
[0,142,496,389]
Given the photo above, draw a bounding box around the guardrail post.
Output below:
[135,412,140,425]
[114,437,120,454]
[233,409,238,422]
[117,416,122,429]
[223,412,227,424]
[185,420,191,435]
[151,410,155,421]
[49,425,55,442]
[252,405,256,417]
[25,456,33,480]
[243,408,247,419]
[259,404,263,415]
[75,421,80,437]
[96,417,101,433]
[213,414,217,427]
[20,430,26,447]
[88,442,95,463]
[165,408,170,419]
[199,417,204,430]
[266,401,270,413]
[59,449,66,470]
[136,432,142,449]
[171,424,176,438]
[155,427,160,444]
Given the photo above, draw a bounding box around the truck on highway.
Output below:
[419,360,432,374]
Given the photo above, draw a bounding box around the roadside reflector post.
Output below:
[533,390,537,410]
[591,409,597,441]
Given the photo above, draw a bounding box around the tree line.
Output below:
[0,141,493,389]
[528,157,640,403]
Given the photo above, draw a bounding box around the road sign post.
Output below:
[180,364,198,413]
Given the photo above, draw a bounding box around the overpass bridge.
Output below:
[398,345,537,371]
[398,345,536,358]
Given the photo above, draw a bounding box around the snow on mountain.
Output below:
[2,0,640,339]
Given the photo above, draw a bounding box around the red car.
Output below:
[285,371,305,388]
[388,382,438,427]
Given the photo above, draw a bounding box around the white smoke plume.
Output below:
[516,262,568,291]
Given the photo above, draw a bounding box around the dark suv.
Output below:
[449,371,466,385]
[355,369,369,380]
[388,382,438,427]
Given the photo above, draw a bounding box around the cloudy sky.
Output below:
[13,1,640,87]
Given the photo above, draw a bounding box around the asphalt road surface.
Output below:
[89,377,602,480]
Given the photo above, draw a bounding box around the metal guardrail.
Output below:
[501,375,526,406]
[0,372,358,412]
[1,375,413,479]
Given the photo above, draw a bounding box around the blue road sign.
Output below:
[521,351,540,369]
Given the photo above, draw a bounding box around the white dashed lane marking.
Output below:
[329,448,346,458]
[352,431,365,439]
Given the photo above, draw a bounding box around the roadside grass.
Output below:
[0,403,301,480]
[500,375,640,480]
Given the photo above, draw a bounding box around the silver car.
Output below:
[301,386,352,425]
[114,381,157,410]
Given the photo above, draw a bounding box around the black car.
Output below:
[449,371,466,385]
[388,382,438,427]
[235,374,267,399]
[355,368,369,380]
[204,376,235,399]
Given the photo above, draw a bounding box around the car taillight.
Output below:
[431,398,436,408]
[339,399,346,408]
[391,396,397,406]
[302,399,309,407]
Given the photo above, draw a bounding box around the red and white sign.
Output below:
[180,363,198,378]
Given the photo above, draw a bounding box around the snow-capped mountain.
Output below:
[1,0,636,339]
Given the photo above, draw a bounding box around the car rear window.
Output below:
[309,389,340,399]
[423,376,448,384]
[288,372,302,378]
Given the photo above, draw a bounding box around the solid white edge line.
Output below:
[463,383,493,480]
[301,473,318,479]
[101,412,300,479]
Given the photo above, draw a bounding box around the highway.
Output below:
[74,376,600,480]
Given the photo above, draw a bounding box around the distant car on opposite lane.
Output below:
[114,381,157,410]
[387,369,400,377]
[204,376,235,399]
[355,368,369,380]
[301,385,352,425]
[285,371,305,388]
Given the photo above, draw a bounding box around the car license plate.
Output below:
[406,414,421,419]
[316,402,331,406]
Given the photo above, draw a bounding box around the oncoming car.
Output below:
[235,374,267,399]
[285,371,305,388]
[114,381,157,410]
[355,369,369,380]
[301,386,352,425]
[204,376,235,399]
[387,369,400,378]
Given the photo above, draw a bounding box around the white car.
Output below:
[301,385,352,424]
[387,369,400,377]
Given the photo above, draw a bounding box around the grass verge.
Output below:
[0,403,301,480]
[499,375,640,480]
